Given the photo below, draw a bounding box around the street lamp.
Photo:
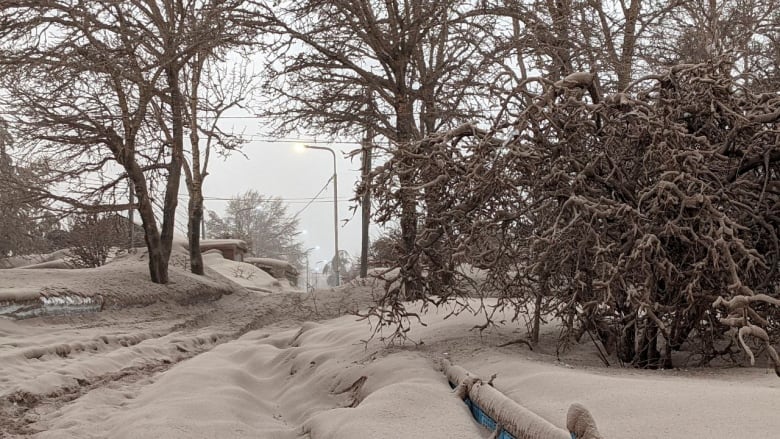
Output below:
[300,144,340,286]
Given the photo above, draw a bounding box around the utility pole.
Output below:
[360,128,373,278]
[360,87,373,278]
[331,154,340,286]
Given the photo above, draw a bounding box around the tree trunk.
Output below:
[546,0,575,80]
[636,318,660,369]
[188,191,205,275]
[133,178,168,284]
[617,314,636,364]
[145,231,169,284]
[400,191,420,299]
[396,94,422,300]
[531,291,543,344]
[663,335,674,369]
[161,66,184,267]
[616,0,640,91]
[419,90,453,296]
[185,52,206,276]
[662,313,683,369]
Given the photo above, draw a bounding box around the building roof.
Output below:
[200,239,249,251]
[245,257,295,269]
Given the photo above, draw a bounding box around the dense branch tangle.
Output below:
[367,59,780,371]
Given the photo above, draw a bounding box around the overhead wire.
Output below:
[199,196,351,204]
[72,175,353,204]
[292,175,334,218]
[164,174,342,235]
[150,197,189,235]
[177,190,352,205]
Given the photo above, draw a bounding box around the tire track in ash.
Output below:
[0,328,230,437]
[0,290,301,437]
[0,285,377,437]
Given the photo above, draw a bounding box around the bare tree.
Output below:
[0,1,261,282]
[479,0,687,93]
[152,56,258,276]
[206,190,305,266]
[0,1,182,282]
[150,1,262,276]
[0,123,57,257]
[67,214,128,268]
[262,0,502,298]
[182,58,258,275]
[642,0,780,90]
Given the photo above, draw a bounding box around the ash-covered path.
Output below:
[2,286,779,439]
[0,286,375,437]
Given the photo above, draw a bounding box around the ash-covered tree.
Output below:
[205,190,305,267]
[369,60,780,373]
[369,230,403,268]
[476,0,684,97]
[151,3,263,277]
[179,58,258,276]
[66,214,129,268]
[0,118,57,256]
[520,62,779,371]
[0,1,261,282]
[1,2,184,282]
[261,0,501,298]
[643,0,780,91]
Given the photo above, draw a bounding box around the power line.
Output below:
[177,192,352,204]
[150,197,189,236]
[293,176,334,218]
[198,196,352,203]
[70,175,356,203]
[234,137,362,145]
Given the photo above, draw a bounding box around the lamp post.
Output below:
[302,145,340,286]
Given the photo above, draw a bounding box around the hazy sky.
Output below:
[186,124,381,270]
